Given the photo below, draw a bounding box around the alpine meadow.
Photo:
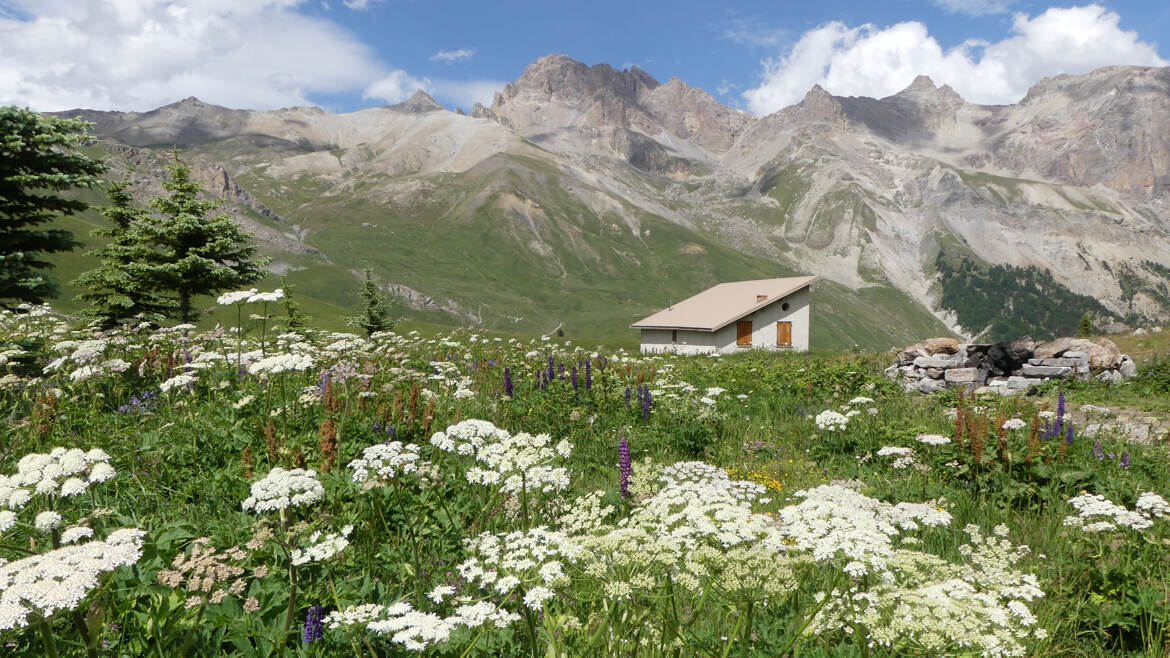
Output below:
[5,2,1170,656]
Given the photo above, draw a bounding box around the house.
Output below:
[630,276,819,354]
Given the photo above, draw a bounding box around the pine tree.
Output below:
[136,150,267,322]
[1078,312,1094,337]
[350,268,394,337]
[0,107,106,307]
[73,178,177,328]
[279,275,310,329]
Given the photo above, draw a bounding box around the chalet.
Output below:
[630,277,818,354]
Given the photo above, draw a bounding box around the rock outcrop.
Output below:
[887,336,1136,394]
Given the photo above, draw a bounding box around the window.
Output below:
[736,321,752,347]
[671,329,677,343]
[776,321,792,347]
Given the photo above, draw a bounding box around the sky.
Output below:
[1,0,1167,116]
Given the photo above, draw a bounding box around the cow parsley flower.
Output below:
[0,528,145,631]
[290,526,353,566]
[217,289,258,305]
[916,433,951,446]
[1064,493,1153,531]
[248,353,314,375]
[241,468,324,513]
[160,373,196,393]
[1002,419,1027,431]
[247,289,284,303]
[814,410,849,432]
[349,442,422,482]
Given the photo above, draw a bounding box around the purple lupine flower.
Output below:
[1065,419,1075,445]
[585,359,592,391]
[625,385,631,409]
[1053,390,1066,439]
[559,362,566,380]
[642,386,652,422]
[571,366,578,391]
[372,421,382,433]
[618,436,632,498]
[303,605,324,644]
[1092,438,1104,459]
[547,355,555,382]
[602,356,608,369]
[318,369,330,394]
[1120,451,1131,468]
[504,367,513,397]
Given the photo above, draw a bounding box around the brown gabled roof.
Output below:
[630,276,819,332]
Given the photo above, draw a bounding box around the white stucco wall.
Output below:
[638,287,811,354]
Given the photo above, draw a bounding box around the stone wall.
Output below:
[886,336,1137,395]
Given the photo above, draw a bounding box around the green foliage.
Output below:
[349,267,394,336]
[1078,312,1094,337]
[134,150,267,322]
[72,178,177,328]
[277,275,309,329]
[935,250,1116,341]
[0,107,106,307]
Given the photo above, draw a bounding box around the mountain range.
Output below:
[47,54,1170,348]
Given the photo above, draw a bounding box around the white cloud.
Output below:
[0,0,383,111]
[743,4,1167,115]
[932,0,1013,16]
[364,73,503,110]
[430,48,476,64]
[719,17,788,48]
[363,70,432,104]
[342,0,379,9]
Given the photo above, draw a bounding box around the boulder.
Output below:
[1096,369,1122,384]
[987,336,1035,372]
[1020,365,1072,377]
[1090,338,1122,369]
[1134,328,1149,336]
[1033,337,1120,368]
[1032,337,1080,359]
[1006,376,1040,390]
[923,337,961,354]
[944,367,983,384]
[913,354,966,369]
[924,367,944,379]
[919,378,947,394]
[896,342,930,364]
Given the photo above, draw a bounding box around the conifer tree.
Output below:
[0,107,105,307]
[350,268,394,337]
[73,178,176,328]
[1078,312,1094,337]
[279,275,310,329]
[136,151,267,322]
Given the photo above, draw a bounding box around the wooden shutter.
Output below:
[777,321,792,347]
[736,321,752,346]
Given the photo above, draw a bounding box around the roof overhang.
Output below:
[630,276,819,331]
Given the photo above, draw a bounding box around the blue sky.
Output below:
[1,1,1167,114]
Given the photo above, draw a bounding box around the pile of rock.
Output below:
[887,336,1138,395]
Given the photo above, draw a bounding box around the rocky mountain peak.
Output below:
[791,84,847,122]
[890,75,965,106]
[389,89,444,113]
[495,54,660,108]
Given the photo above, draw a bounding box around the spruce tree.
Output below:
[1078,312,1094,337]
[351,268,394,337]
[0,107,106,307]
[137,151,267,322]
[279,275,310,329]
[73,178,176,328]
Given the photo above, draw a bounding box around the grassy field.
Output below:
[2,301,1169,656]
